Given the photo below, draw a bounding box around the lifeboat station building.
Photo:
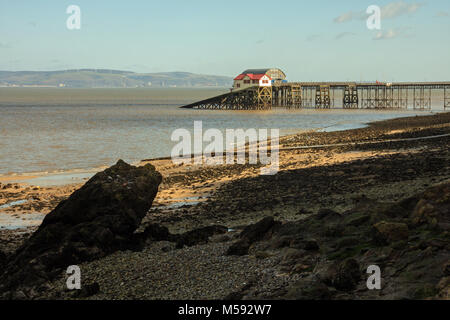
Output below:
[233,68,286,90]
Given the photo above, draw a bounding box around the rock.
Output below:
[0,160,162,295]
[443,262,450,276]
[225,217,279,256]
[284,278,331,300]
[290,238,319,251]
[324,258,361,291]
[0,250,6,268]
[143,223,171,241]
[239,216,279,243]
[74,282,100,298]
[410,183,450,229]
[175,225,228,248]
[316,208,341,220]
[280,248,306,266]
[372,221,409,245]
[226,239,251,256]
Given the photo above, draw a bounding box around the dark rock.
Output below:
[143,223,171,241]
[226,239,251,256]
[225,217,279,256]
[0,160,162,294]
[443,261,450,276]
[223,277,257,300]
[175,225,228,248]
[74,282,100,298]
[239,216,279,243]
[284,278,331,300]
[316,208,341,220]
[324,258,361,291]
[372,221,409,245]
[410,183,450,228]
[290,238,319,251]
[0,250,6,268]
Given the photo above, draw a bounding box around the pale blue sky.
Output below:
[0,0,449,81]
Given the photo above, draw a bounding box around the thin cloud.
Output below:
[334,1,424,23]
[381,1,423,19]
[0,42,11,49]
[335,32,356,40]
[373,27,413,40]
[435,11,449,18]
[374,29,398,40]
[334,11,354,23]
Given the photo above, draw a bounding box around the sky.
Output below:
[0,0,449,81]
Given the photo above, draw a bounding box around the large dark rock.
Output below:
[226,217,279,256]
[0,160,162,297]
[372,221,409,245]
[323,258,361,291]
[175,225,228,248]
[0,250,6,268]
[240,216,279,243]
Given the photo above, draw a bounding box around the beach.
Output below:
[0,111,449,299]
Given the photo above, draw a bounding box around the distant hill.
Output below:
[0,69,233,88]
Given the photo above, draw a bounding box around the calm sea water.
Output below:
[0,87,444,175]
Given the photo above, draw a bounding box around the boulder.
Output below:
[74,282,100,298]
[175,225,228,248]
[226,239,251,256]
[284,278,331,300]
[410,183,450,229]
[372,221,409,245]
[0,250,6,268]
[143,223,172,241]
[324,258,361,291]
[315,208,341,220]
[0,160,162,296]
[226,217,279,256]
[239,216,279,243]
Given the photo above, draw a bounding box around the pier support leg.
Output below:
[413,86,431,110]
[343,85,359,109]
[315,85,330,109]
[257,86,272,110]
[291,85,302,108]
[445,86,450,110]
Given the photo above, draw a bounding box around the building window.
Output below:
[244,80,250,84]
[252,80,258,84]
[236,84,240,88]
[262,80,269,84]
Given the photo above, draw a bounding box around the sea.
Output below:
[0,87,445,177]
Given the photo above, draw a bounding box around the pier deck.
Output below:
[181,82,450,110]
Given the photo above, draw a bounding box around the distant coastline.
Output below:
[0,69,233,88]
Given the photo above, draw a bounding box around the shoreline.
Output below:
[0,108,440,186]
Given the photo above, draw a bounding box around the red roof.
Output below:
[234,73,272,81]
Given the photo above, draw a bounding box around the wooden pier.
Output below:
[181,82,450,111]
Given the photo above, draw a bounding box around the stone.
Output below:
[143,223,171,241]
[74,282,100,298]
[284,278,331,300]
[175,225,228,248]
[0,160,162,295]
[316,208,341,220]
[239,216,279,243]
[324,258,361,291]
[226,239,251,256]
[372,221,409,245]
[225,217,279,256]
[0,250,6,268]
